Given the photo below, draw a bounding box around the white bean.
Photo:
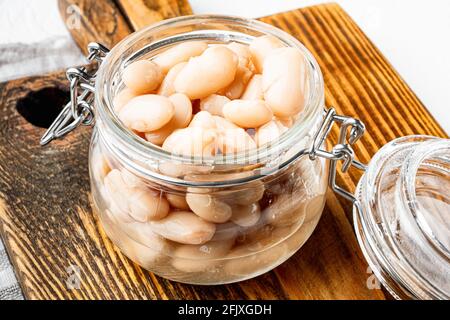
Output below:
[121,221,168,251]
[120,168,147,189]
[105,169,170,222]
[103,169,134,223]
[217,128,256,154]
[171,239,234,273]
[188,111,217,130]
[145,93,192,145]
[227,42,252,69]
[231,203,261,227]
[150,211,216,245]
[157,62,187,97]
[255,120,288,147]
[174,46,238,99]
[241,74,263,100]
[199,94,230,117]
[232,182,265,205]
[102,214,168,267]
[91,145,111,183]
[186,192,232,223]
[113,88,138,113]
[223,99,273,128]
[119,94,175,132]
[128,188,170,222]
[249,35,285,73]
[262,47,307,117]
[166,193,190,210]
[162,127,218,157]
[276,116,294,128]
[153,41,208,73]
[218,43,254,99]
[166,92,193,128]
[213,116,239,132]
[218,64,253,100]
[123,60,163,94]
[144,127,171,146]
[124,235,168,268]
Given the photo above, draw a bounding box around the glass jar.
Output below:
[41,14,449,296]
[88,15,328,285]
[355,136,450,299]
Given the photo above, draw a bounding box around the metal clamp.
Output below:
[310,108,367,206]
[40,43,110,146]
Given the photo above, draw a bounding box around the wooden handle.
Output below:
[58,0,132,55]
[58,0,193,54]
[116,0,193,30]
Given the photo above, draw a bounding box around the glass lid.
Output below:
[354,135,450,300]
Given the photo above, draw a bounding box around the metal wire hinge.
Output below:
[40,43,110,146]
[309,108,367,206]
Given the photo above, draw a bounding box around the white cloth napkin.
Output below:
[0,37,86,82]
[0,37,86,83]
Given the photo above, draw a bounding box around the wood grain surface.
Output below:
[0,1,447,300]
[116,0,193,30]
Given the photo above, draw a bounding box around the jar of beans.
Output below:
[42,15,362,285]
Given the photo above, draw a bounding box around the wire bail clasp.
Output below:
[40,43,110,146]
[310,108,367,206]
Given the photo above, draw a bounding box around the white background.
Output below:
[0,0,449,133]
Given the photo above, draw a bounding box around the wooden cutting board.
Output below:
[0,0,446,300]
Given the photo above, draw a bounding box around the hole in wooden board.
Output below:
[16,87,70,128]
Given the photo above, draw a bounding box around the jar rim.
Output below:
[94,14,324,185]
